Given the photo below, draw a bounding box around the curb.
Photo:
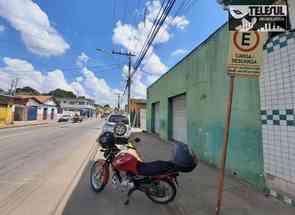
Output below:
[0,122,50,130]
[51,139,97,215]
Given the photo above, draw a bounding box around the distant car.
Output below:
[101,112,110,119]
[102,114,131,137]
[72,114,83,123]
[58,114,71,122]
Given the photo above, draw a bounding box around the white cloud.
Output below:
[0,24,5,32]
[76,52,90,68]
[0,57,119,105]
[0,57,45,91]
[70,81,88,98]
[43,69,74,92]
[169,16,189,30]
[171,49,187,57]
[76,76,83,82]
[81,67,122,104]
[112,0,189,98]
[0,0,70,56]
[122,66,147,98]
[143,52,167,75]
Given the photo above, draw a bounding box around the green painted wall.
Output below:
[147,24,265,190]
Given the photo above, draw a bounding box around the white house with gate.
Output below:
[39,97,58,121]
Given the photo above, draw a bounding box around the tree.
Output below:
[103,104,110,108]
[47,89,76,98]
[16,86,40,95]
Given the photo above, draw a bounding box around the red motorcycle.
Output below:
[90,123,197,205]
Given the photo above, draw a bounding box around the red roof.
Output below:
[15,95,53,104]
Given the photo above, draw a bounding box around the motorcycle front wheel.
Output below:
[146,179,176,204]
[90,160,109,193]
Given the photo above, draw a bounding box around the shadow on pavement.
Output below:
[62,160,181,215]
[62,132,295,215]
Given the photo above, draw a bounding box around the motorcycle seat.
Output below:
[138,160,177,176]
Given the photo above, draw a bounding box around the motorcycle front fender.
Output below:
[96,159,110,186]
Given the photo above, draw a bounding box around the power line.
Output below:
[122,0,176,97]
[113,0,117,27]
[132,0,168,71]
[121,0,174,93]
[133,0,199,79]
[122,0,128,24]
[40,63,123,73]
[132,0,176,77]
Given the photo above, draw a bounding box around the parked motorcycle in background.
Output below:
[90,123,198,205]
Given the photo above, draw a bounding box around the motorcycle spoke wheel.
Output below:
[146,179,176,204]
[90,161,107,192]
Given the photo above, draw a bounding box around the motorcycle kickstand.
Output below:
[124,188,136,205]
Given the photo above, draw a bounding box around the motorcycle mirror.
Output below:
[134,137,141,143]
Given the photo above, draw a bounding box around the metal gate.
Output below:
[50,108,54,120]
[14,106,24,121]
[171,95,187,143]
[27,106,37,121]
[153,103,160,134]
[43,108,48,120]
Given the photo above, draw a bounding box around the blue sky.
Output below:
[0,0,227,105]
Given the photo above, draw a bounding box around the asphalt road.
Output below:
[0,119,103,215]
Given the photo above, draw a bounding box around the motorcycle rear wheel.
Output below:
[146,179,176,204]
[90,160,109,193]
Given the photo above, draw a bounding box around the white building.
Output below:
[55,97,96,118]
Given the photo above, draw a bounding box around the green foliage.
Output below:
[16,86,40,95]
[47,88,76,98]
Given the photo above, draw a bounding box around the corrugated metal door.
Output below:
[27,106,37,121]
[153,103,160,134]
[140,109,146,130]
[172,95,187,143]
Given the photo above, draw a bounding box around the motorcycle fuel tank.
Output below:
[112,152,139,174]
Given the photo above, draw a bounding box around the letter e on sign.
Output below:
[234,32,260,52]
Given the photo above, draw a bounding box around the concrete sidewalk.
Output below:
[0,120,54,129]
[132,132,295,215]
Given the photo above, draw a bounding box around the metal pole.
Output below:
[216,74,235,215]
[117,94,121,110]
[127,54,131,114]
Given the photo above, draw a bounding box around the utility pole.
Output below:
[115,93,121,110]
[127,54,131,114]
[8,78,19,96]
[96,48,135,114]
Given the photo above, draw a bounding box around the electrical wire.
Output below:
[122,0,176,96]
[132,0,176,76]
[132,0,168,72]
[40,63,124,74]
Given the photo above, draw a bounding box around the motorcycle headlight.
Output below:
[103,125,113,132]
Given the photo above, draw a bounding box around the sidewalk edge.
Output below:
[51,140,97,215]
[0,122,49,130]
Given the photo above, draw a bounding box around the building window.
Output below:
[69,101,75,105]
[63,101,67,103]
